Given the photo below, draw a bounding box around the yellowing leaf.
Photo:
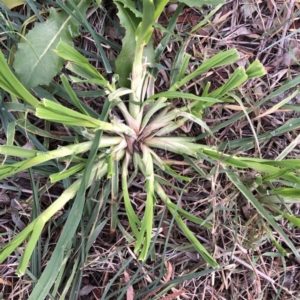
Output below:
[1,0,25,9]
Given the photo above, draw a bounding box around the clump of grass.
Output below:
[1,0,300,298]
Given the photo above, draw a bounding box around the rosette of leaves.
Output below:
[1,0,300,299]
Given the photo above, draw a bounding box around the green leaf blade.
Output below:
[13,1,92,89]
[115,2,140,87]
[226,170,300,259]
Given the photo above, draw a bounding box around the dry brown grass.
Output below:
[1,1,300,299]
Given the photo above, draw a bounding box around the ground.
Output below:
[0,1,300,299]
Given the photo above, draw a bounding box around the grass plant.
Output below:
[1,0,300,298]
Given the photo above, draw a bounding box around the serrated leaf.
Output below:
[115,2,140,87]
[114,0,142,18]
[13,0,92,89]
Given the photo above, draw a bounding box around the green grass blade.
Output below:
[110,159,119,238]
[50,162,86,183]
[209,67,248,98]
[173,49,239,89]
[0,51,39,107]
[196,74,300,141]
[56,0,112,73]
[122,152,140,236]
[226,169,300,259]
[134,145,155,259]
[154,182,218,268]
[17,218,44,275]
[147,92,221,103]
[28,128,105,298]
[16,119,75,142]
[60,74,89,115]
